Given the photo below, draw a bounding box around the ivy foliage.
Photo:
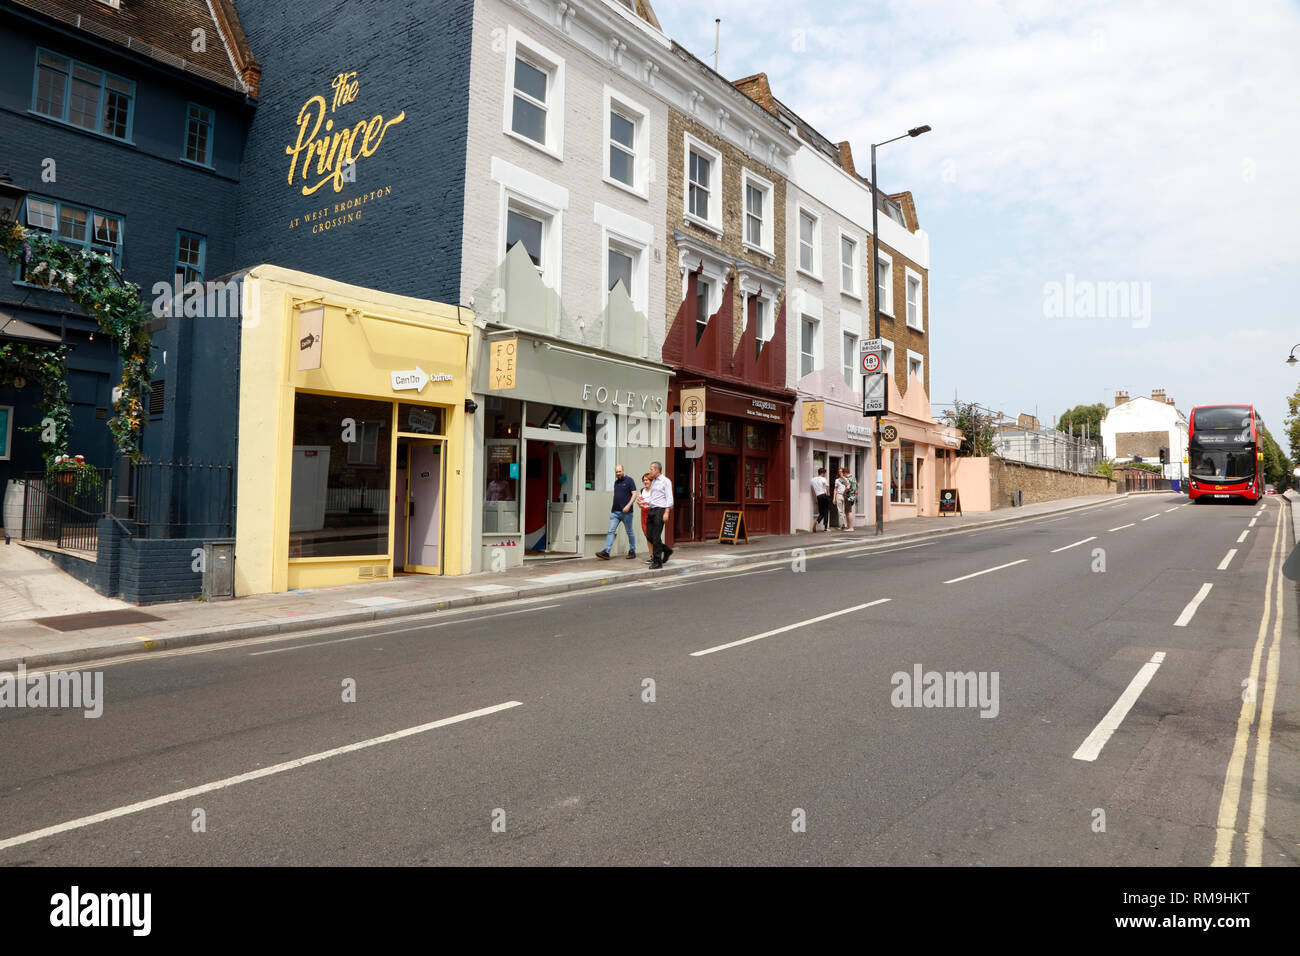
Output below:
[0,220,151,465]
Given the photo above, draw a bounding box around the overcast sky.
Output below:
[653,0,1300,448]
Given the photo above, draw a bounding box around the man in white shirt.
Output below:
[811,468,831,531]
[646,459,674,568]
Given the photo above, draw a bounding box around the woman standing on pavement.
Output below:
[636,472,653,558]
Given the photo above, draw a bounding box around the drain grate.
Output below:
[33,609,164,632]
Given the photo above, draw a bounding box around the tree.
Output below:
[1056,403,1107,437]
[1285,381,1300,463]
[940,401,997,457]
[1258,422,1291,491]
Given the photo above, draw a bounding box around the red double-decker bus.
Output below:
[1188,404,1263,503]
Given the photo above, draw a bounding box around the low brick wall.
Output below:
[990,457,1117,508]
[118,536,208,605]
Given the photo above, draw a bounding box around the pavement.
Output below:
[0,490,1197,672]
[0,538,126,624]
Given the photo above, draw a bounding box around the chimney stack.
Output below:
[1151,388,1166,404]
[1115,390,1129,406]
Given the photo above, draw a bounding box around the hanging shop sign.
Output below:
[297,304,324,371]
[802,400,825,432]
[489,337,517,391]
[681,387,707,428]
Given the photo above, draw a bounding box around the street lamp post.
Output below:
[870,126,930,536]
[1286,344,1300,366]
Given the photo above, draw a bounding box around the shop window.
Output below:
[706,419,736,448]
[585,413,615,492]
[398,403,444,435]
[744,424,768,451]
[890,439,916,505]
[745,459,767,500]
[715,454,739,503]
[484,398,521,534]
[290,392,391,558]
[526,401,582,432]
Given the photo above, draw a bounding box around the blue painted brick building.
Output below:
[0,0,258,491]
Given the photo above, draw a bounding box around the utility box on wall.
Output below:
[203,540,235,601]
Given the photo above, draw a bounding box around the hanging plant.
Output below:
[47,453,103,496]
[0,219,151,464]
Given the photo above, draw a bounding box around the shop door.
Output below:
[405,440,444,573]
[547,443,580,553]
[673,449,695,541]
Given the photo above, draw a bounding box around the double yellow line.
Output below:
[1211,502,1287,866]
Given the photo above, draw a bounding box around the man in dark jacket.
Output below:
[596,463,639,559]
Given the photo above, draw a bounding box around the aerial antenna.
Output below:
[713,18,721,72]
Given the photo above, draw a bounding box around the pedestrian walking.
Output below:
[636,472,653,561]
[811,467,831,531]
[836,467,857,532]
[645,460,674,568]
[596,463,638,560]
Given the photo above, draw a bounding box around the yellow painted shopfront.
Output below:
[234,265,473,596]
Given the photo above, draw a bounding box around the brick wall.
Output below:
[666,108,788,350]
[233,0,475,304]
[990,457,1116,508]
[117,535,207,605]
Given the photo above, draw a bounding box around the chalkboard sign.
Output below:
[718,509,748,544]
[938,489,961,516]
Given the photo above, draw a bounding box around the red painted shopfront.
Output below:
[663,259,794,543]
[670,384,791,541]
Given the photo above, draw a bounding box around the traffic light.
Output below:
[1159,448,1168,464]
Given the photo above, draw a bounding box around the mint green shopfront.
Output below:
[469,326,672,572]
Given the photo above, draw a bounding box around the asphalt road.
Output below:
[1,493,1296,866]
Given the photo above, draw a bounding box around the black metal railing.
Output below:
[21,468,113,553]
[129,458,234,539]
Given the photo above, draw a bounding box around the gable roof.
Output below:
[8,0,260,94]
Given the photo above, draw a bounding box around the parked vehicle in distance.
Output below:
[1188,404,1263,504]
[1266,484,1276,495]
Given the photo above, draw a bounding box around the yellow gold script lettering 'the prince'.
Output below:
[285,71,405,196]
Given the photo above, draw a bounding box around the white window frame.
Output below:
[738,270,777,346]
[842,331,858,389]
[595,202,653,317]
[683,133,723,237]
[796,204,821,281]
[493,158,568,295]
[906,349,925,388]
[502,26,565,160]
[799,313,822,378]
[741,168,774,258]
[905,267,924,331]
[839,230,861,299]
[875,250,894,317]
[603,86,650,199]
